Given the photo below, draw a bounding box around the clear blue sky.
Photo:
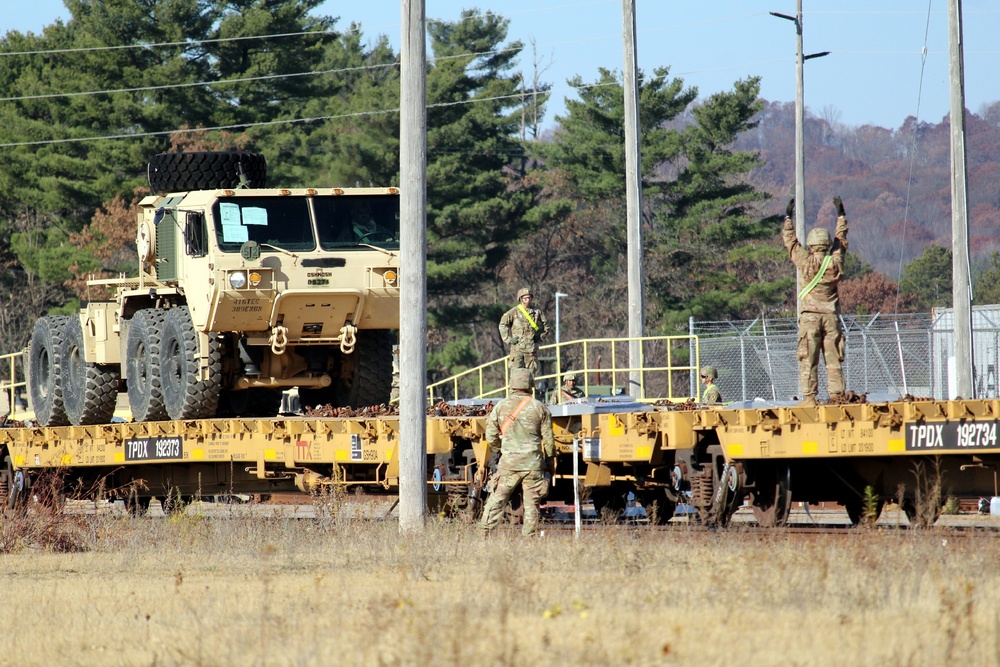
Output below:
[4,1,998,131]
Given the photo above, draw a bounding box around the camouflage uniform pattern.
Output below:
[702,383,722,404]
[549,382,585,404]
[479,388,556,536]
[783,213,849,399]
[498,301,549,373]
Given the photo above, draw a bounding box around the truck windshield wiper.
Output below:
[259,243,300,263]
[358,242,397,257]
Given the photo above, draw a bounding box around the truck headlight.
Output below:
[384,270,397,286]
[229,272,247,289]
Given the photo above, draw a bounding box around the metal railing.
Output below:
[0,349,28,420]
[426,334,700,404]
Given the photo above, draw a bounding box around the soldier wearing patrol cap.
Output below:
[549,372,585,404]
[700,366,722,404]
[783,197,850,406]
[498,287,550,373]
[479,368,556,537]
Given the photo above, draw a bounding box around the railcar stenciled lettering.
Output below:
[125,437,184,461]
[906,421,1000,451]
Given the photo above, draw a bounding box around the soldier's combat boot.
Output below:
[828,392,844,403]
[797,396,817,407]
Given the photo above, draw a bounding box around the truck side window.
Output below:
[185,211,207,257]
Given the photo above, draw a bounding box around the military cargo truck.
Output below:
[28,151,400,426]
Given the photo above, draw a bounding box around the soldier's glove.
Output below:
[833,196,845,217]
[545,456,557,474]
[785,198,795,218]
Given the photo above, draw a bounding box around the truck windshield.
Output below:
[314,195,400,250]
[212,197,316,253]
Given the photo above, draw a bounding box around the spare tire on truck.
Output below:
[147,151,267,193]
[28,315,71,427]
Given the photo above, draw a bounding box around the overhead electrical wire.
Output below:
[894,0,934,315]
[0,92,531,148]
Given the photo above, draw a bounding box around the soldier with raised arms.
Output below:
[783,197,850,406]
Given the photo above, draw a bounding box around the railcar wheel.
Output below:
[4,455,30,512]
[126,309,168,421]
[750,463,792,527]
[28,315,71,427]
[160,307,222,420]
[639,489,676,525]
[590,485,628,522]
[61,317,119,425]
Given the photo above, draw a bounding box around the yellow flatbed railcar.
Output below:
[2,396,999,527]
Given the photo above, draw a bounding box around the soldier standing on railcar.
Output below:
[498,287,550,374]
[479,368,556,537]
[700,366,722,404]
[783,197,850,406]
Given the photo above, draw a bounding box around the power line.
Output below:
[0,93,530,148]
[0,63,397,103]
[0,28,339,58]
[894,0,934,314]
[0,46,519,103]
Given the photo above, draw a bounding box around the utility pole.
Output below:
[622,0,645,398]
[398,0,428,532]
[948,0,974,397]
[771,2,828,314]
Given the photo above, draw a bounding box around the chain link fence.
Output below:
[691,306,1000,403]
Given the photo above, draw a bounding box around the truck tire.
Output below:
[61,316,120,425]
[160,306,222,420]
[340,329,394,407]
[28,315,71,427]
[126,309,168,421]
[147,151,267,193]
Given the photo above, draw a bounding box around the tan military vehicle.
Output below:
[27,151,400,426]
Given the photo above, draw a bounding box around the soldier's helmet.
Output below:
[806,227,832,250]
[700,366,718,380]
[509,368,535,390]
[516,287,532,300]
[563,373,577,383]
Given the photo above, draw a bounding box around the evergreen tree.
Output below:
[899,244,953,311]
[973,251,1000,305]
[422,10,553,374]
[653,77,782,325]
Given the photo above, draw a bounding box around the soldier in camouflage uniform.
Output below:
[549,372,585,404]
[700,366,722,404]
[498,287,550,373]
[783,197,849,406]
[479,368,556,537]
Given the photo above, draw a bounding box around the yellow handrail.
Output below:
[425,334,700,404]
[0,349,28,420]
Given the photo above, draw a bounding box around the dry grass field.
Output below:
[1,502,999,667]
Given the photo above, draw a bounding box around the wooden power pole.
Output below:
[948,0,974,397]
[622,0,645,397]
[398,0,428,531]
